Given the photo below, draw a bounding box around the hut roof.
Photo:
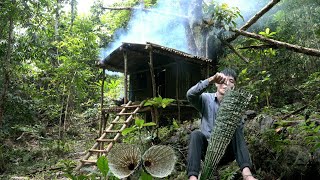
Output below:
[99,42,212,73]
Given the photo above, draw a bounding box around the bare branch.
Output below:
[239,44,277,49]
[231,28,320,57]
[226,0,281,42]
[220,38,249,63]
[281,105,308,120]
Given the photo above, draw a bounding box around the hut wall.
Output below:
[178,63,204,99]
[164,62,204,100]
[129,71,152,101]
[129,61,209,101]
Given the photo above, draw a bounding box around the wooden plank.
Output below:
[117,112,134,115]
[89,149,108,153]
[80,159,96,164]
[96,139,115,142]
[120,105,141,108]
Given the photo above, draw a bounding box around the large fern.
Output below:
[200,89,252,180]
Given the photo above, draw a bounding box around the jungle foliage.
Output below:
[0,0,319,179]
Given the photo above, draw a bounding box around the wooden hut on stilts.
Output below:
[76,42,212,171]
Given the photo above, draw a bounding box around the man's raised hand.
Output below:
[208,72,227,84]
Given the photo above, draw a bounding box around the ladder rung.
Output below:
[89,149,108,153]
[111,121,128,124]
[80,159,97,164]
[97,139,115,142]
[117,112,135,115]
[76,101,146,171]
[121,104,140,108]
[105,130,121,133]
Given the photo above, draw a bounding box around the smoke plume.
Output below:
[100,0,271,59]
[100,0,188,59]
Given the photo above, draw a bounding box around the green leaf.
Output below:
[140,170,153,180]
[269,32,277,36]
[97,156,109,177]
[153,96,163,103]
[144,96,174,108]
[314,125,320,133]
[266,28,270,34]
[221,3,228,9]
[241,68,247,75]
[144,101,154,106]
[259,31,266,36]
[77,175,90,180]
[173,119,179,129]
[160,98,175,108]
[122,127,136,136]
[142,122,156,127]
[64,173,77,180]
[135,118,145,128]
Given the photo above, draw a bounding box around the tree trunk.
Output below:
[0,1,14,127]
[70,0,77,28]
[188,0,206,57]
[55,0,60,40]
[179,0,197,54]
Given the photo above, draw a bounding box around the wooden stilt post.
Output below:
[147,45,158,125]
[148,46,156,98]
[176,63,180,122]
[123,50,128,104]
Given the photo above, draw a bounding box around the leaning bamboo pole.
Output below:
[200,89,252,180]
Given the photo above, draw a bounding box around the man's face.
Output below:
[215,75,235,95]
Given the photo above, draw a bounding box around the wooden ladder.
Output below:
[75,101,144,171]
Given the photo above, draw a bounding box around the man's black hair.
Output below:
[221,68,237,81]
